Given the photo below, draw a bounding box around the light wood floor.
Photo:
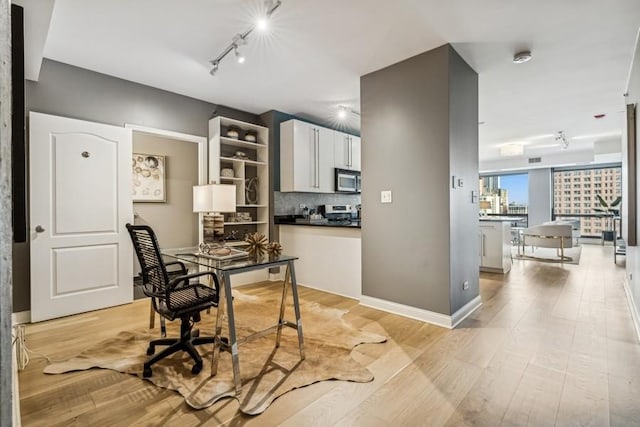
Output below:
[18,245,640,426]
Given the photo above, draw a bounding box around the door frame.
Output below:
[125,124,208,242]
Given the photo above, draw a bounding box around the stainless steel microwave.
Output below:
[335,168,361,193]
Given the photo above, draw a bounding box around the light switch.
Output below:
[380,190,392,204]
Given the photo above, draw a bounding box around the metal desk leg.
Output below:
[288,261,305,359]
[210,274,227,377]
[222,271,242,395]
[275,264,292,347]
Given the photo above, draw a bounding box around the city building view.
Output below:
[479,174,529,227]
[479,167,623,238]
[553,166,622,237]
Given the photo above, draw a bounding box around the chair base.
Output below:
[143,320,215,378]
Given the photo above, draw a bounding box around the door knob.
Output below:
[35,225,45,233]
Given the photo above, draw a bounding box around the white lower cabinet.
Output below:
[479,221,512,273]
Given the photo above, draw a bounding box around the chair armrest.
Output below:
[165,261,188,275]
[168,271,220,294]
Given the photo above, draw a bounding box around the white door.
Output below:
[30,112,133,322]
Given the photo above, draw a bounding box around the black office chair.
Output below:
[126,223,219,377]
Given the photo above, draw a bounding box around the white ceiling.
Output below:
[17,0,640,163]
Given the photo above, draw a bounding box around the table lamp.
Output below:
[193,183,236,243]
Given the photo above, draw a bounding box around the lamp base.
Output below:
[202,213,225,242]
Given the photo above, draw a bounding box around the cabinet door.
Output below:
[334,132,361,171]
[480,225,502,268]
[281,119,334,193]
[350,135,361,171]
[334,131,350,169]
[292,120,318,192]
[317,125,334,192]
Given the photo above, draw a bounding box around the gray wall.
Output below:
[625,38,640,331]
[528,168,553,226]
[14,59,261,312]
[361,44,478,316]
[132,132,199,248]
[448,47,480,314]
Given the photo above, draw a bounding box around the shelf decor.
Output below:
[266,241,283,256]
[132,153,166,202]
[245,232,267,257]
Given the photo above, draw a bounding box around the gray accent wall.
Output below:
[360,44,479,316]
[448,48,480,314]
[14,59,262,312]
[528,168,553,226]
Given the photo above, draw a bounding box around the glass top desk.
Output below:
[161,248,305,395]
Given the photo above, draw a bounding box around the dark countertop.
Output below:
[275,215,361,228]
[479,216,524,222]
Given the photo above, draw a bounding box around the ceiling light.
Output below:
[500,143,524,156]
[513,51,532,64]
[337,106,348,120]
[256,17,269,31]
[209,0,282,76]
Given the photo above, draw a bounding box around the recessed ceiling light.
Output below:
[513,51,532,64]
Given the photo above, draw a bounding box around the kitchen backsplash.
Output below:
[274,192,361,215]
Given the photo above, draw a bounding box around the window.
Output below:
[553,165,622,237]
[479,173,528,227]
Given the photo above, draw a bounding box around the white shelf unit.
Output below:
[209,116,270,246]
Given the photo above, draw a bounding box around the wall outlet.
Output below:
[380,190,392,204]
[463,280,469,290]
[299,204,306,209]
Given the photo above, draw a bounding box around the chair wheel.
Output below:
[143,365,152,378]
[192,361,203,375]
[146,345,155,356]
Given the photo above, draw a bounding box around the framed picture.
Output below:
[132,153,166,202]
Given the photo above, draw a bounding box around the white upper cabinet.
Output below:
[334,131,361,171]
[280,119,334,193]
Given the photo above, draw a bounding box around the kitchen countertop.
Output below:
[275,215,361,228]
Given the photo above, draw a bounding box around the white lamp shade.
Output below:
[193,184,236,213]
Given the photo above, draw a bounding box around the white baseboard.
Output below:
[623,278,640,343]
[359,295,482,329]
[11,311,30,325]
[451,296,483,328]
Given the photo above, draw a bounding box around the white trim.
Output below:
[359,295,454,328]
[451,296,483,328]
[623,278,640,342]
[11,311,31,325]
[359,295,482,329]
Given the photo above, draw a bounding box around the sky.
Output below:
[500,174,528,204]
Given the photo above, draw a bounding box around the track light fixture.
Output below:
[209,0,282,76]
[336,105,361,121]
[555,131,569,149]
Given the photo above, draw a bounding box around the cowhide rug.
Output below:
[44,291,386,415]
